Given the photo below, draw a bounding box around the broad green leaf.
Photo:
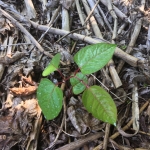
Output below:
[70,72,88,94]
[37,78,63,120]
[42,53,61,76]
[74,43,116,74]
[82,85,117,125]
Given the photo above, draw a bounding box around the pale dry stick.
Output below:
[62,6,70,43]
[30,21,145,67]
[83,0,101,25]
[87,0,104,27]
[107,59,122,88]
[7,29,19,56]
[82,0,103,39]
[117,23,127,35]
[132,82,139,133]
[100,0,129,22]
[94,0,112,32]
[112,18,117,41]
[0,8,66,66]
[117,18,142,73]
[93,100,149,150]
[7,35,16,57]
[56,132,104,150]
[75,0,90,35]
[70,41,77,54]
[106,0,118,41]
[24,0,36,19]
[0,64,4,80]
[109,139,124,150]
[131,128,150,136]
[103,123,111,150]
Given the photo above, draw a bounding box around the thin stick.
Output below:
[56,27,86,43]
[103,123,110,150]
[91,74,125,102]
[87,0,104,27]
[56,132,104,150]
[75,0,90,35]
[38,6,61,43]
[84,0,101,25]
[82,0,103,39]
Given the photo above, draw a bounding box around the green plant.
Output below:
[37,43,117,125]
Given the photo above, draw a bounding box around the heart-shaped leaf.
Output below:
[82,85,117,125]
[70,72,88,94]
[37,78,63,120]
[74,43,116,74]
[42,53,61,76]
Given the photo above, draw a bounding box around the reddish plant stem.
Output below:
[56,68,89,90]
[57,68,81,82]
[57,69,64,79]
[74,68,80,75]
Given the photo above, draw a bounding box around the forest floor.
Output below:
[0,0,150,150]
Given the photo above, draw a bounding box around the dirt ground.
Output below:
[0,0,150,149]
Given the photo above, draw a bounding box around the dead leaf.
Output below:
[10,86,37,96]
[67,106,88,134]
[0,51,26,65]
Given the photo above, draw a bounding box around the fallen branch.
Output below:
[56,132,104,150]
[30,20,145,68]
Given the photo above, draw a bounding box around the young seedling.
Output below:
[37,43,117,125]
